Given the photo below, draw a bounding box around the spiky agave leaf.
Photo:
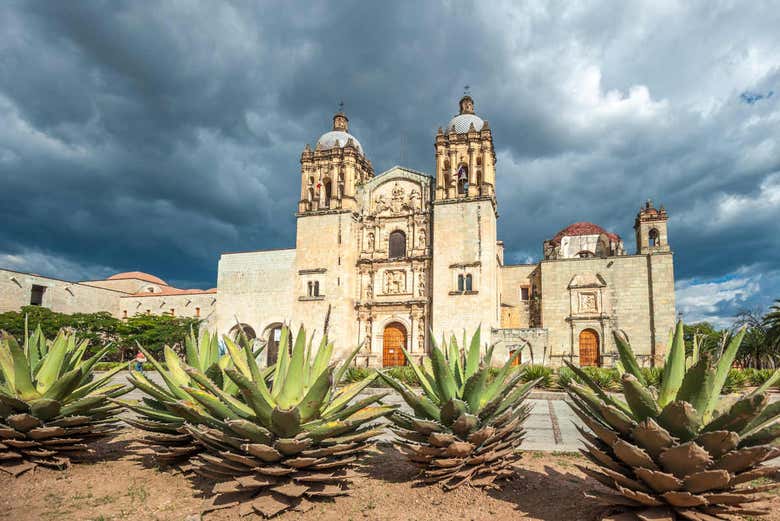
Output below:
[0,328,127,477]
[177,325,395,518]
[121,329,265,472]
[567,320,780,521]
[379,327,538,490]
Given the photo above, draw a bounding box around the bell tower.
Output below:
[431,94,501,347]
[434,95,496,201]
[298,109,373,214]
[635,199,670,254]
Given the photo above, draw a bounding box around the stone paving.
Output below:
[108,371,584,453]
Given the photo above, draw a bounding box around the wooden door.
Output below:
[383,323,407,367]
[579,329,600,367]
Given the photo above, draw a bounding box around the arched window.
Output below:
[577,250,595,258]
[457,274,465,292]
[456,164,469,195]
[388,230,406,258]
[307,187,314,202]
[649,228,660,247]
[465,274,473,291]
[314,281,320,296]
[323,179,332,207]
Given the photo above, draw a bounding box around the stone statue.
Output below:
[417,229,426,250]
[375,195,389,214]
[409,189,421,209]
[417,276,425,297]
[366,231,375,252]
[366,275,373,298]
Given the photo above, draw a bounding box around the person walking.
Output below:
[134,350,147,373]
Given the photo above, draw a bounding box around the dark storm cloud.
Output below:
[1,0,779,324]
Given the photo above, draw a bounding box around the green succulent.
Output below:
[378,328,539,490]
[566,321,780,521]
[0,324,127,477]
[169,326,395,518]
[120,328,266,471]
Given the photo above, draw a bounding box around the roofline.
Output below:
[375,165,431,178]
[502,263,538,268]
[120,290,217,298]
[221,247,296,256]
[0,268,131,295]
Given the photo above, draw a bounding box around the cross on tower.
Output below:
[463,85,470,96]
[338,100,344,112]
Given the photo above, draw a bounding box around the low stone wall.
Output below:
[492,327,549,365]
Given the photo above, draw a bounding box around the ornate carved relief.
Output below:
[372,182,421,216]
[383,270,407,294]
[578,292,598,313]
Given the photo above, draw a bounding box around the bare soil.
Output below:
[1,428,778,521]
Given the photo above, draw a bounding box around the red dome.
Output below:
[107,271,168,286]
[550,222,620,245]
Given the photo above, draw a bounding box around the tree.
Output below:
[734,308,773,369]
[683,322,723,356]
[763,300,780,360]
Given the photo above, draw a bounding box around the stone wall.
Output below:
[215,249,296,346]
[0,269,123,315]
[538,252,675,367]
[500,264,535,328]
[119,292,217,325]
[431,198,500,346]
[492,328,549,365]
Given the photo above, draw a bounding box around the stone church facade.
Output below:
[0,95,675,368]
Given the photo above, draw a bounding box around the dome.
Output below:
[316,130,363,154]
[550,222,620,245]
[107,271,168,286]
[447,113,485,133]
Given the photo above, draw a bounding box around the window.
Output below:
[465,274,473,291]
[388,230,406,258]
[30,285,45,306]
[123,310,128,319]
[170,308,175,316]
[521,287,530,300]
[323,179,332,207]
[195,307,200,317]
[577,250,595,258]
[649,228,660,247]
[457,274,464,292]
[307,281,321,297]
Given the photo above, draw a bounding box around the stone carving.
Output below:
[365,275,373,299]
[417,276,426,297]
[417,316,425,350]
[390,183,406,213]
[384,270,406,294]
[375,194,390,214]
[373,182,422,215]
[409,189,421,209]
[579,292,598,313]
[417,228,426,250]
[365,231,375,252]
[364,320,372,351]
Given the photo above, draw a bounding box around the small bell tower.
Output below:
[434,94,496,201]
[635,199,670,254]
[298,107,373,214]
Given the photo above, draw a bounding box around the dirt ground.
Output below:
[1,428,779,521]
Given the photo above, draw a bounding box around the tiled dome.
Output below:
[316,130,363,154]
[446,113,485,133]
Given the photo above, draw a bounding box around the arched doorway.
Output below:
[264,323,284,366]
[229,323,256,343]
[579,329,600,367]
[383,322,407,367]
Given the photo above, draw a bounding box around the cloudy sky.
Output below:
[1,1,778,327]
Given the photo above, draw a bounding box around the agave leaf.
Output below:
[127,371,173,403]
[0,337,17,390]
[376,371,440,421]
[322,392,390,422]
[34,332,69,395]
[225,419,272,444]
[675,351,718,419]
[298,364,335,423]
[448,334,463,389]
[464,327,481,381]
[462,365,490,415]
[183,366,255,419]
[657,400,701,441]
[42,366,84,402]
[272,326,292,397]
[321,372,378,416]
[400,346,440,404]
[704,327,747,419]
[613,330,646,386]
[750,369,780,397]
[114,399,184,423]
[69,364,125,402]
[440,398,468,427]
[58,394,106,416]
[271,406,301,438]
[78,343,115,376]
[429,337,458,403]
[277,327,307,408]
[136,345,191,402]
[492,378,538,418]
[224,366,275,424]
[311,336,333,383]
[481,349,522,407]
[621,374,660,421]
[223,335,251,379]
[658,321,686,408]
[690,332,700,368]
[4,335,38,400]
[703,392,767,434]
[184,328,199,368]
[163,346,190,388]
[562,360,631,416]
[182,385,240,421]
[29,398,62,421]
[333,340,364,385]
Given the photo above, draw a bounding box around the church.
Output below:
[0,95,676,368]
[213,95,676,368]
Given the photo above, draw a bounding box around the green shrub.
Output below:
[343,366,375,384]
[522,364,554,389]
[556,366,576,390]
[722,368,748,393]
[384,366,418,387]
[580,367,621,392]
[640,367,663,388]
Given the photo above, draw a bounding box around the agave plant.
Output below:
[378,328,539,490]
[566,321,780,521]
[120,329,266,471]
[0,324,127,477]
[169,326,394,518]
